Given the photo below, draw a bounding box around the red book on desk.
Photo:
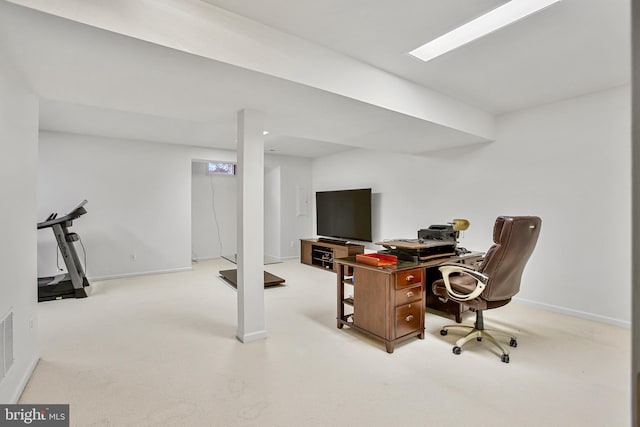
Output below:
[356,253,398,266]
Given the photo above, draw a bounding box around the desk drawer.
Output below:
[396,269,422,289]
[395,303,422,337]
[395,284,422,306]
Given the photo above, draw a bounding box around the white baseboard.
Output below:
[191,256,218,262]
[192,256,299,262]
[513,296,630,328]
[89,266,192,282]
[9,356,40,404]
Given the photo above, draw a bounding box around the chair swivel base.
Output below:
[440,325,517,363]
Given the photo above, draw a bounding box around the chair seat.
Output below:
[432,275,511,311]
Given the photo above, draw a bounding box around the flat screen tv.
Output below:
[316,188,372,242]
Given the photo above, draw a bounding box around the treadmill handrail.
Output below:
[37,200,87,229]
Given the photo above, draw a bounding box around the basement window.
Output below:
[207,162,236,176]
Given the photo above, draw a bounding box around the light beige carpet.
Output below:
[20,258,630,426]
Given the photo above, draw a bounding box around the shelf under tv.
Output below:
[300,238,365,272]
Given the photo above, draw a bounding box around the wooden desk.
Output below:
[335,253,482,353]
[376,239,455,252]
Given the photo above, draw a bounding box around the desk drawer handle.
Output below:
[405,275,415,282]
[406,291,414,298]
[405,315,414,322]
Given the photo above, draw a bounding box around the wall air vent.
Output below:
[0,311,14,383]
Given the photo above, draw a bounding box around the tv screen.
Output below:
[316,188,372,242]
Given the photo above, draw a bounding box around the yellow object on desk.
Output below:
[452,218,470,231]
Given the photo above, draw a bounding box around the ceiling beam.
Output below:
[7,0,495,142]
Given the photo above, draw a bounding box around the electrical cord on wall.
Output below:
[210,174,224,256]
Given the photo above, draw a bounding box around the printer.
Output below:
[377,219,471,262]
[418,224,458,242]
[418,219,469,242]
[418,219,471,256]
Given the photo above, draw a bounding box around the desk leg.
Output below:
[385,342,394,353]
[337,264,344,329]
[420,282,426,339]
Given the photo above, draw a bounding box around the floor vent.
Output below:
[0,311,14,383]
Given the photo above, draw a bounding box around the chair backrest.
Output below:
[478,216,542,301]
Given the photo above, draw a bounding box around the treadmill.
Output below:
[37,200,90,302]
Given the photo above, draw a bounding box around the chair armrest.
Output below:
[438,264,489,302]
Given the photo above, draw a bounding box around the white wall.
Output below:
[38,132,313,278]
[633,5,639,423]
[37,132,237,280]
[0,62,39,403]
[190,155,313,261]
[191,161,237,260]
[268,155,313,259]
[264,166,281,259]
[312,86,631,326]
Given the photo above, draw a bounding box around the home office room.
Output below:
[0,0,636,426]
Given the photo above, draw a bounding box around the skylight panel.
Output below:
[408,0,562,62]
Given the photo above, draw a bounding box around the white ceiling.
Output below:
[200,0,630,114]
[0,0,631,158]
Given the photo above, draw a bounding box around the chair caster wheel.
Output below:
[509,338,518,348]
[501,354,510,363]
[452,346,461,355]
[440,329,448,336]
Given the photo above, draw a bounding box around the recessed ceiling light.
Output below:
[408,0,562,62]
[263,131,269,135]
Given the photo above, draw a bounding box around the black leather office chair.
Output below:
[432,216,541,363]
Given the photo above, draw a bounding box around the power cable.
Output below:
[210,174,224,256]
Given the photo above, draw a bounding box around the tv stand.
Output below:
[300,238,364,272]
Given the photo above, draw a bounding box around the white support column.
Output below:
[236,109,266,343]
